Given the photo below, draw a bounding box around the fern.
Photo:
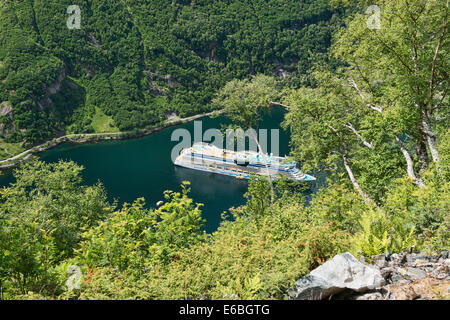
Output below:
[353,209,416,257]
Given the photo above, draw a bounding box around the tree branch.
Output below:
[395,136,425,187]
[344,123,374,149]
[342,153,374,206]
[348,79,385,114]
[269,101,292,109]
[429,3,448,108]
[348,78,428,185]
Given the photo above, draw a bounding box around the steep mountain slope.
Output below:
[0,0,348,148]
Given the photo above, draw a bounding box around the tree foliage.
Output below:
[283,0,449,203]
[0,0,348,146]
[0,160,110,296]
[0,0,447,301]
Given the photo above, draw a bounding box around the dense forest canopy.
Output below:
[0,0,348,147]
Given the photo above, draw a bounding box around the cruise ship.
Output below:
[174,142,316,181]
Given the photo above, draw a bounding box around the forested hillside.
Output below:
[0,0,347,148]
[0,0,448,300]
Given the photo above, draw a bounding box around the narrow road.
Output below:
[0,110,222,165]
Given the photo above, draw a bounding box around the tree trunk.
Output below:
[426,133,440,165]
[252,133,275,204]
[415,132,429,172]
[395,136,425,187]
[342,154,374,206]
[422,119,440,165]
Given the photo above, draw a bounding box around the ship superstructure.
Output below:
[174,142,316,181]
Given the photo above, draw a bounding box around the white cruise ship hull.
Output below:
[174,143,316,182]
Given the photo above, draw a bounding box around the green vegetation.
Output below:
[0,0,348,149]
[0,161,447,299]
[0,0,448,301]
[0,161,111,296]
[213,74,280,202]
[90,107,119,133]
[0,138,24,160]
[283,0,448,202]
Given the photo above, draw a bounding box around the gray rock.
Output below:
[416,253,429,260]
[372,254,388,268]
[309,253,386,291]
[354,291,384,300]
[390,253,406,266]
[440,250,449,259]
[288,275,338,300]
[445,259,450,268]
[436,274,448,280]
[390,253,399,261]
[431,254,440,263]
[399,267,427,279]
[289,252,385,300]
[380,267,394,280]
[431,264,449,279]
[406,253,429,266]
[424,266,435,273]
[391,272,405,283]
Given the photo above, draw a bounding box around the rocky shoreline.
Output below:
[289,250,450,300]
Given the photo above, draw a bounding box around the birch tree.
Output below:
[333,0,448,177]
[283,0,448,203]
[212,74,279,204]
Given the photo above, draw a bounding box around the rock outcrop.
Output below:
[289,250,450,300]
[288,252,385,300]
[0,100,14,135]
[37,68,66,110]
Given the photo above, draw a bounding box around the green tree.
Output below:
[1,0,347,150]
[77,181,205,272]
[0,160,110,295]
[282,0,449,203]
[332,0,448,181]
[213,74,279,203]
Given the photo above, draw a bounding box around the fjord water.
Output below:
[0,108,293,233]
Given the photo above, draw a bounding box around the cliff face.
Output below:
[37,68,66,110]
[0,101,14,135]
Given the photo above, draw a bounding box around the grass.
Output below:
[0,138,25,161]
[91,107,120,133]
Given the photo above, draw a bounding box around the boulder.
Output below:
[289,252,386,300]
[372,254,389,268]
[398,267,426,279]
[353,291,384,300]
[390,272,405,283]
[288,275,338,300]
[406,253,430,266]
[389,253,406,266]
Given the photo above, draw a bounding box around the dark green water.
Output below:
[0,108,294,233]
